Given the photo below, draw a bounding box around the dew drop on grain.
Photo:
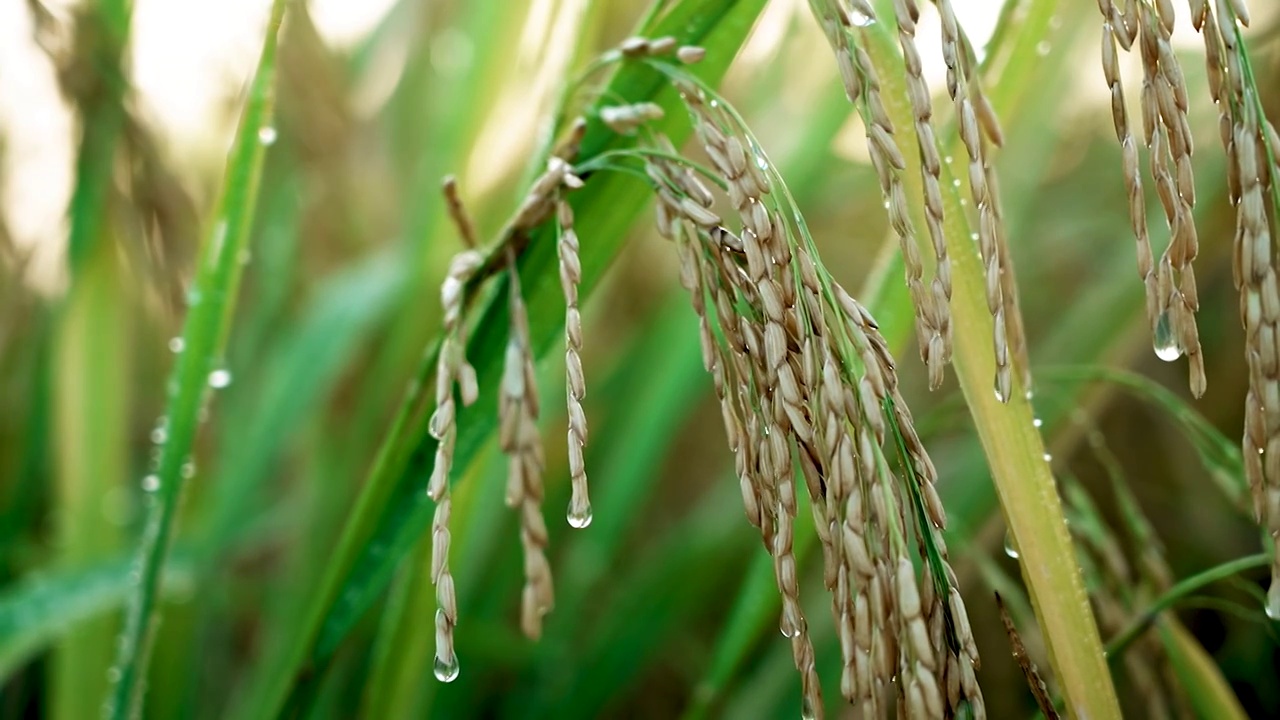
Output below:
[567,502,593,529]
[1003,531,1020,559]
[1153,311,1183,361]
[434,654,460,682]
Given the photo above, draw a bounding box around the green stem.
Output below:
[105,3,287,717]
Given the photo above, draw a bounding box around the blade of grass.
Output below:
[1106,553,1270,658]
[105,3,288,717]
[1157,618,1251,720]
[0,554,195,680]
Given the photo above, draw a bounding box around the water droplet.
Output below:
[168,337,185,353]
[969,232,979,241]
[994,384,1007,403]
[209,368,232,388]
[1043,452,1053,462]
[952,178,962,188]
[1153,311,1182,361]
[1036,41,1051,56]
[567,502,593,529]
[1033,417,1043,428]
[258,126,278,145]
[433,654,460,682]
[151,426,167,444]
[1004,532,1020,559]
[181,462,196,479]
[944,155,953,164]
[106,666,121,683]
[801,695,819,720]
[141,475,160,493]
[848,7,875,26]
[1266,582,1280,620]
[1024,388,1034,401]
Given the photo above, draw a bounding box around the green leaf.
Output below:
[105,3,289,717]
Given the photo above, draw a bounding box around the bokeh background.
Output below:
[1,0,1278,717]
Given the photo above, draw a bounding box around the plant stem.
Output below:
[859,4,1122,715]
[105,3,287,717]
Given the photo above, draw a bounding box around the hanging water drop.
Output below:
[433,653,460,682]
[994,382,1007,403]
[1043,452,1053,463]
[209,368,233,388]
[257,126,278,145]
[567,501,593,529]
[1266,583,1280,620]
[1003,531,1020,559]
[1033,417,1043,428]
[168,337,185,353]
[141,475,160,493]
[1153,311,1182,361]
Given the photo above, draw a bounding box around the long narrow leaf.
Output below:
[105,3,288,717]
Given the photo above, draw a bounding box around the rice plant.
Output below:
[2,0,1279,718]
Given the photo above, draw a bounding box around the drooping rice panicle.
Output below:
[932,0,1028,402]
[806,0,951,390]
[1099,0,1206,395]
[1191,0,1280,620]
[626,62,983,718]
[498,247,553,640]
[497,157,591,640]
[556,197,592,529]
[428,178,485,681]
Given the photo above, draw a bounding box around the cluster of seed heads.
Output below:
[428,134,592,677]
[1097,0,1206,397]
[808,0,1027,403]
[635,62,982,718]
[1180,0,1280,620]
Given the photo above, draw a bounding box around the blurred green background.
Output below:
[1,0,1278,717]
